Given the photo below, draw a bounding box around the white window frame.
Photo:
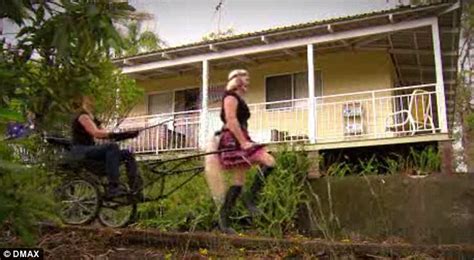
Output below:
[146,85,201,115]
[146,90,175,115]
[264,70,323,110]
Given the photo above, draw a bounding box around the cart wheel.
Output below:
[98,197,137,228]
[56,180,100,225]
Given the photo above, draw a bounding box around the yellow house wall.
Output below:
[130,50,394,142]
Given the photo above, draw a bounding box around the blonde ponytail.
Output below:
[204,134,226,206]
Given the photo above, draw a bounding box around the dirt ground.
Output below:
[38,230,315,259]
[35,225,474,259]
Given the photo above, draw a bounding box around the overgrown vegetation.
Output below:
[133,145,440,239]
[321,145,441,177]
[0,111,58,246]
[0,0,144,246]
[136,148,310,238]
[202,27,236,41]
[1,0,143,131]
[137,158,216,232]
[306,178,341,242]
[252,148,310,237]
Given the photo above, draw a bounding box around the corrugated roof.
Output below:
[114,1,452,61]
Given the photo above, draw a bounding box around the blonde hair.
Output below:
[72,95,87,112]
[225,69,249,91]
[204,135,227,206]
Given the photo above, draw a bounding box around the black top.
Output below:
[71,111,97,146]
[220,91,250,129]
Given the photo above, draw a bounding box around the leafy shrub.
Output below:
[326,162,351,177]
[136,158,217,232]
[0,141,58,246]
[383,153,404,175]
[406,146,440,175]
[250,148,310,237]
[136,148,311,238]
[358,155,380,175]
[466,112,474,131]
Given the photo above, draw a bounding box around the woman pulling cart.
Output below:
[206,69,276,234]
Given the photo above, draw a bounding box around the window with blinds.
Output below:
[148,92,173,115]
[265,71,322,109]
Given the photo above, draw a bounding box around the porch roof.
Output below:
[113,2,456,67]
[115,1,461,129]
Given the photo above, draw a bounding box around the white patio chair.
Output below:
[385,89,435,135]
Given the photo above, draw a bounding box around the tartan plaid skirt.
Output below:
[218,128,265,169]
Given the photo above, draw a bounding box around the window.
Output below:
[148,92,173,115]
[174,88,200,112]
[266,74,293,109]
[209,84,226,105]
[265,71,322,109]
[148,88,203,115]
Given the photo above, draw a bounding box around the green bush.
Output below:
[252,148,310,237]
[326,162,351,177]
[466,112,474,131]
[321,146,440,176]
[358,155,380,175]
[407,146,440,175]
[136,159,217,232]
[136,148,311,238]
[0,141,58,246]
[383,153,404,175]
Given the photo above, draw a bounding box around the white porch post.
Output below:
[432,18,448,133]
[199,60,209,150]
[113,88,120,128]
[307,44,316,143]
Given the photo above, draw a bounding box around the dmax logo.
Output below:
[1,248,43,259]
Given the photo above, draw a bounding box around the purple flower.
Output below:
[6,122,29,139]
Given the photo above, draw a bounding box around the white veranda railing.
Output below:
[120,83,440,154]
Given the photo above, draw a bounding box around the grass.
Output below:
[321,145,441,177]
[136,147,311,238]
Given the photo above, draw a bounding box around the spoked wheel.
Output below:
[98,196,137,228]
[56,180,100,225]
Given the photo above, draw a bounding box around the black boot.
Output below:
[107,182,128,198]
[123,150,144,200]
[219,185,242,234]
[129,177,144,201]
[243,166,274,216]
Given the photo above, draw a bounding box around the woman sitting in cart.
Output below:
[71,95,143,198]
[208,69,276,234]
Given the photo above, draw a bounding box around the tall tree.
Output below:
[119,20,164,57]
[0,0,143,130]
[1,0,146,244]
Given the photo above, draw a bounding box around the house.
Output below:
[113,2,461,168]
